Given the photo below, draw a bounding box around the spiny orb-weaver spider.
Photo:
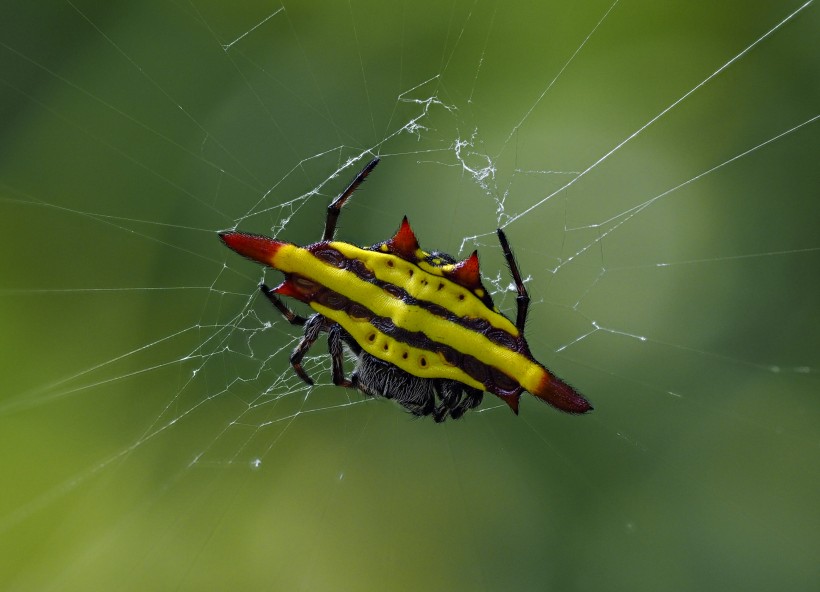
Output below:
[219,157,592,421]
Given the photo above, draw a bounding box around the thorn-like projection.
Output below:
[533,373,593,414]
[386,216,420,261]
[448,251,481,289]
[497,389,521,415]
[272,278,301,300]
[272,277,320,303]
[219,231,284,266]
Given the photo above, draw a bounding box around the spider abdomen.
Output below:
[222,225,557,409]
[219,158,592,418]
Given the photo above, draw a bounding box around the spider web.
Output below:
[1,1,818,590]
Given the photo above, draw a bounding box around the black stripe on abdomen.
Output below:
[312,285,521,396]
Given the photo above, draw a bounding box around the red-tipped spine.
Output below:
[533,372,593,414]
[448,251,481,289]
[386,217,420,260]
[497,389,522,415]
[271,278,302,299]
[218,231,285,266]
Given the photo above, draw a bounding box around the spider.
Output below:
[219,157,592,421]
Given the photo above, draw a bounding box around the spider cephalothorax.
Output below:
[219,157,592,421]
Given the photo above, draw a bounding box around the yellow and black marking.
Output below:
[222,220,549,402]
[219,160,592,418]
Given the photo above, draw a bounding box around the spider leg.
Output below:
[327,324,354,388]
[260,284,308,326]
[433,381,462,423]
[497,228,530,334]
[322,157,380,240]
[289,313,326,385]
[449,387,484,420]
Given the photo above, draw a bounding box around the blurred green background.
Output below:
[1,1,818,590]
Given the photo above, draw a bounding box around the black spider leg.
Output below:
[327,324,354,388]
[285,313,327,386]
[259,286,322,385]
[322,157,381,240]
[433,380,462,423]
[449,387,484,420]
[261,284,356,389]
[496,228,530,335]
[259,284,308,326]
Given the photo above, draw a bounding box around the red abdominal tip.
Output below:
[219,231,283,265]
[534,373,593,414]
